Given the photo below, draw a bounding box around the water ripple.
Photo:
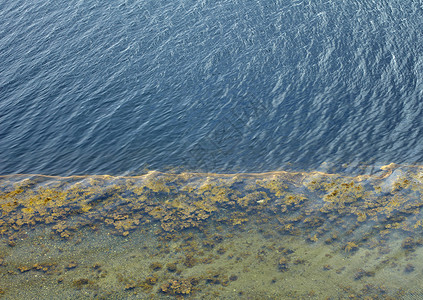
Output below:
[1,0,422,175]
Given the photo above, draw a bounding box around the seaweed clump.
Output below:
[1,163,423,256]
[160,278,193,295]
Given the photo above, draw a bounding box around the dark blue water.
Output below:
[1,0,423,175]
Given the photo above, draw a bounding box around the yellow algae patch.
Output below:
[256,177,288,197]
[1,164,423,246]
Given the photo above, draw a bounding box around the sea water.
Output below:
[1,0,423,298]
[1,0,423,174]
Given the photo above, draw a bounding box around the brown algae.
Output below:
[1,164,423,298]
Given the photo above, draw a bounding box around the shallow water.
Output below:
[4,219,423,299]
[2,164,423,298]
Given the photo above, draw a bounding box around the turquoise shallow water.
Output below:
[1,0,423,175]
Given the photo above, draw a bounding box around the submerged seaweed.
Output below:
[1,163,423,241]
[1,164,423,298]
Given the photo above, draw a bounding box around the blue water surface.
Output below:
[1,0,423,175]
